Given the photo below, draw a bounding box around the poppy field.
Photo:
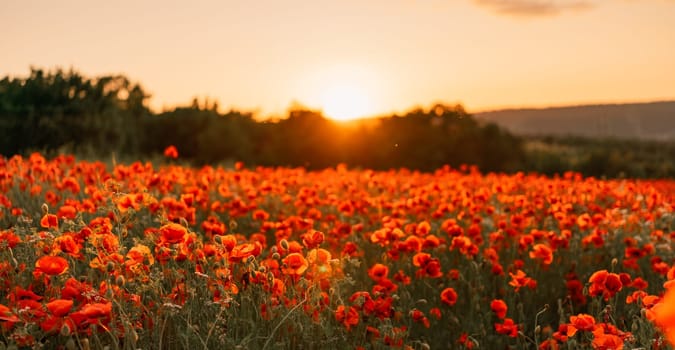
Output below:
[0,152,674,349]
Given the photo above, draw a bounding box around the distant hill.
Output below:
[474,101,675,141]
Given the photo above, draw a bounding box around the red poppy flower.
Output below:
[0,230,21,248]
[335,305,359,331]
[229,242,261,263]
[80,302,112,319]
[588,270,623,300]
[491,299,508,319]
[282,253,309,276]
[159,223,187,244]
[567,314,596,337]
[164,145,179,159]
[440,287,458,306]
[411,309,430,328]
[495,318,519,337]
[652,284,675,346]
[509,270,536,292]
[0,304,19,322]
[529,244,553,265]
[40,214,58,229]
[301,230,325,249]
[368,263,389,282]
[46,299,74,317]
[592,327,624,350]
[35,256,69,276]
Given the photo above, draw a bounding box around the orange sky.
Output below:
[2,0,674,119]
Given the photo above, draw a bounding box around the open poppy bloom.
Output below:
[509,270,536,292]
[164,145,179,159]
[159,223,187,244]
[229,242,262,263]
[302,230,324,249]
[40,214,58,229]
[495,318,519,337]
[652,283,675,346]
[592,325,624,350]
[0,304,19,323]
[69,302,113,329]
[529,244,553,265]
[440,287,458,306]
[35,256,69,276]
[335,305,359,331]
[282,253,309,276]
[567,314,596,337]
[588,270,623,300]
[46,299,74,317]
[368,263,389,282]
[491,299,508,319]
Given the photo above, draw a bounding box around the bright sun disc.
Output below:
[320,84,372,121]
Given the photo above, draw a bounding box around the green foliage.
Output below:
[524,136,675,179]
[4,67,672,178]
[0,67,150,156]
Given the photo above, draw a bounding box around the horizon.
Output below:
[2,0,675,120]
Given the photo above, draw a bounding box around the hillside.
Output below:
[474,101,675,140]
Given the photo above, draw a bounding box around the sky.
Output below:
[1,0,675,120]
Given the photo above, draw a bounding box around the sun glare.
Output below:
[320,84,372,121]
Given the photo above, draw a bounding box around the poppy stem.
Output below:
[533,304,549,347]
[262,289,310,350]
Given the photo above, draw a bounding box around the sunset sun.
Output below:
[320,83,372,121]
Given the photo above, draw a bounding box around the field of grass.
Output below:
[0,152,674,349]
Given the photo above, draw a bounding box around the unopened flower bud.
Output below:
[60,323,72,337]
[115,275,126,287]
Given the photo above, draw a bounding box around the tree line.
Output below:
[1,68,672,177]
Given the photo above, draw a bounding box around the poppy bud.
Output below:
[42,203,49,214]
[65,338,76,350]
[60,323,72,337]
[116,275,126,286]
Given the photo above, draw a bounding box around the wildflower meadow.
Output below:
[0,151,674,349]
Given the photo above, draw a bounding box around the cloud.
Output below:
[473,0,595,17]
